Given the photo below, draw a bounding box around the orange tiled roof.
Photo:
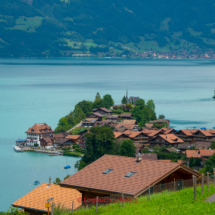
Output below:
[121,120,136,125]
[199,149,215,157]
[26,123,54,134]
[186,150,201,158]
[115,123,136,130]
[114,132,124,138]
[160,128,175,134]
[159,134,184,144]
[179,129,194,136]
[65,135,81,140]
[129,131,142,138]
[146,130,162,137]
[12,183,82,212]
[123,130,134,135]
[195,130,213,137]
[61,154,200,197]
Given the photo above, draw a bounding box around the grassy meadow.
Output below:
[55,185,215,215]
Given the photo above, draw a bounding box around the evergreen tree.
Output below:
[210,141,215,149]
[146,100,156,120]
[189,157,194,168]
[73,106,86,123]
[95,92,101,101]
[103,94,114,109]
[119,139,136,157]
[75,126,115,170]
[121,96,127,104]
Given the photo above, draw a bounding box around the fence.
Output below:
[52,170,215,214]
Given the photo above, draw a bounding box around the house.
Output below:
[76,129,88,149]
[192,129,213,142]
[65,135,81,145]
[178,144,196,153]
[25,123,54,146]
[128,131,149,145]
[40,137,53,149]
[60,154,200,199]
[185,150,201,162]
[199,149,215,163]
[149,134,184,148]
[54,138,71,147]
[106,115,119,122]
[162,147,181,154]
[176,129,195,143]
[121,119,137,125]
[145,123,154,129]
[93,108,112,115]
[160,128,177,135]
[195,141,211,149]
[115,123,139,132]
[82,118,98,127]
[87,112,103,121]
[148,119,170,128]
[120,113,133,119]
[12,182,82,215]
[114,132,129,140]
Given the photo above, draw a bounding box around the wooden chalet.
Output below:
[82,118,98,127]
[54,138,71,147]
[114,132,129,140]
[93,107,112,115]
[176,129,195,143]
[106,115,119,122]
[128,131,149,145]
[87,112,103,121]
[60,154,200,199]
[120,113,133,119]
[192,129,213,142]
[148,119,170,128]
[40,137,53,148]
[149,134,184,148]
[65,135,81,145]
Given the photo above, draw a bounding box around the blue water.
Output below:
[0,59,215,211]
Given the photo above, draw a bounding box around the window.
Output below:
[102,169,113,174]
[159,182,164,190]
[124,172,136,177]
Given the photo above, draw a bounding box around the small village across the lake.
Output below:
[11,93,215,215]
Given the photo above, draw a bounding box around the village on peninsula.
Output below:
[11,92,215,215]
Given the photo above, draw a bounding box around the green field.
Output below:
[63,185,215,215]
[6,16,43,32]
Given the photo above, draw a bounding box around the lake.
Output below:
[0,59,215,211]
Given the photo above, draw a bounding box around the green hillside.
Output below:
[1,0,215,57]
[58,185,215,215]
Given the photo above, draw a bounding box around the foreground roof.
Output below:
[60,154,199,197]
[12,183,82,212]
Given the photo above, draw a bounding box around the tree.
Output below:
[146,100,156,120]
[189,157,194,168]
[193,158,201,167]
[119,139,136,157]
[205,153,215,174]
[141,148,149,153]
[75,100,93,116]
[73,106,86,123]
[64,175,70,180]
[93,99,105,109]
[75,126,115,170]
[210,141,215,149]
[95,92,101,101]
[121,96,127,104]
[135,99,145,110]
[103,94,114,109]
[53,177,61,185]
[159,114,165,119]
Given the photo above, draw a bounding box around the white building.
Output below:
[25,123,54,146]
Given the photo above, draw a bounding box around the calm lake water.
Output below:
[0,59,215,211]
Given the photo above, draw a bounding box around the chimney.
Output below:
[49,176,51,186]
[136,153,142,162]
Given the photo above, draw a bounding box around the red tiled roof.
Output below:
[65,135,81,140]
[199,149,215,157]
[179,129,194,136]
[115,123,136,130]
[12,183,82,212]
[121,120,136,125]
[26,123,54,134]
[186,150,201,158]
[159,134,184,144]
[60,154,200,197]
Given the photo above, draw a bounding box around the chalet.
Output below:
[77,129,88,149]
[93,107,112,115]
[65,135,81,145]
[149,134,184,148]
[121,119,137,125]
[114,132,129,140]
[120,113,133,119]
[142,129,163,138]
[54,138,71,147]
[54,132,70,139]
[94,120,112,127]
[106,115,119,122]
[40,137,53,149]
[60,154,200,199]
[87,112,103,121]
[115,123,139,131]
[145,123,153,129]
[128,131,149,145]
[176,129,195,143]
[195,141,211,149]
[178,144,196,153]
[162,147,180,154]
[160,128,177,135]
[12,182,82,215]
[25,123,54,146]
[82,118,98,127]
[148,119,170,128]
[199,149,215,163]
[192,129,213,142]
[185,150,201,162]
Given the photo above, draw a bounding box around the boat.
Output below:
[33,169,40,185]
[64,156,71,169]
[13,145,23,152]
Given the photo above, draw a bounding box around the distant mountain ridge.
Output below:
[1,0,215,57]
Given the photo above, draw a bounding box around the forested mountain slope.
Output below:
[1,0,215,57]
